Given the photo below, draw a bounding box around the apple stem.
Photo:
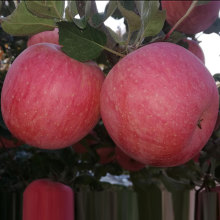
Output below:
[163,0,198,41]
[102,46,125,58]
[197,118,203,129]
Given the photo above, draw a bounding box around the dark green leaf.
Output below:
[117,2,141,33]
[135,1,166,41]
[85,1,92,20]
[58,21,107,62]
[65,1,78,21]
[160,171,191,192]
[213,73,220,82]
[111,1,136,20]
[166,31,186,44]
[73,16,87,29]
[204,18,220,34]
[1,2,56,36]
[25,1,65,19]
[196,1,211,6]
[92,1,117,27]
[106,27,126,45]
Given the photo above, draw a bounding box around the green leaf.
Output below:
[92,1,117,27]
[73,16,87,29]
[166,31,185,44]
[160,171,190,192]
[196,1,210,6]
[65,1,78,21]
[1,2,56,36]
[213,73,220,82]
[85,1,92,20]
[25,1,65,19]
[117,2,141,33]
[204,18,220,35]
[58,21,107,62]
[135,1,166,40]
[106,27,126,45]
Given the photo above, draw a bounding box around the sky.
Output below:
[96,1,220,76]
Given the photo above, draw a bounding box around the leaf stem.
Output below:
[164,0,198,41]
[102,46,125,58]
[125,31,131,52]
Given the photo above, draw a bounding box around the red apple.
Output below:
[115,147,146,171]
[23,179,74,220]
[96,147,115,164]
[100,42,219,167]
[1,43,105,149]
[0,136,23,148]
[214,112,220,131]
[72,143,88,154]
[161,1,220,34]
[192,152,200,163]
[182,39,205,64]
[27,28,59,47]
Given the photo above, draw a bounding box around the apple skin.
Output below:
[115,147,146,171]
[27,28,59,47]
[214,112,220,131]
[100,42,219,167]
[182,39,205,64]
[23,179,74,220]
[161,1,220,34]
[1,43,105,149]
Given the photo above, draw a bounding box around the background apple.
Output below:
[161,1,220,34]
[72,143,88,154]
[0,136,23,148]
[27,28,59,47]
[96,147,115,164]
[1,43,105,149]
[115,147,146,172]
[182,39,205,64]
[100,42,219,167]
[23,179,74,220]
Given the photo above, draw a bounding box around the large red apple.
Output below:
[27,28,59,47]
[115,147,146,171]
[161,1,220,34]
[182,39,205,64]
[23,179,74,220]
[100,42,219,167]
[1,43,104,149]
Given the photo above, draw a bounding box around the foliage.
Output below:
[0,0,220,196]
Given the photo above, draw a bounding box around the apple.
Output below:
[214,112,220,131]
[0,136,23,148]
[100,42,219,167]
[1,43,105,149]
[96,147,115,164]
[182,39,205,64]
[192,152,200,163]
[27,28,59,47]
[161,1,220,34]
[115,147,146,171]
[23,179,74,220]
[72,143,88,154]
